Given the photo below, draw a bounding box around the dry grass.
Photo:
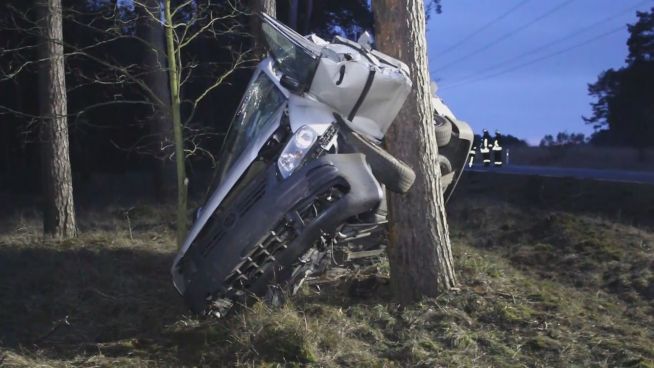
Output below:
[1,176,653,367]
[455,171,654,230]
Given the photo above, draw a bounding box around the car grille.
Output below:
[222,186,344,293]
[195,177,267,258]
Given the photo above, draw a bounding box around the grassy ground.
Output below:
[1,174,653,367]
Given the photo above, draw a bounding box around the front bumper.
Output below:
[172,153,382,312]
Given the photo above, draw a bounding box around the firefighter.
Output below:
[480,129,491,167]
[492,130,503,167]
[468,145,477,167]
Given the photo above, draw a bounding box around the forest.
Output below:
[0,0,374,195]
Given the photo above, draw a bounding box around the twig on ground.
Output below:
[33,315,71,345]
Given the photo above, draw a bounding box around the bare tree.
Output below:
[372,0,457,301]
[1,1,252,247]
[161,0,189,246]
[156,0,253,246]
[38,0,77,239]
[137,0,175,201]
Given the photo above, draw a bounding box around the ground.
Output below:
[0,173,653,367]
[507,146,654,172]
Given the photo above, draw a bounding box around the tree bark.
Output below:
[38,0,77,239]
[302,0,313,35]
[137,0,175,201]
[164,0,188,248]
[288,0,298,31]
[250,0,277,59]
[372,0,457,301]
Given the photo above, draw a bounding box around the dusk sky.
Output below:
[426,0,653,145]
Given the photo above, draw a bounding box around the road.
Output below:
[466,164,654,185]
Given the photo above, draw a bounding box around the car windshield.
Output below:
[219,72,285,175]
[261,21,320,85]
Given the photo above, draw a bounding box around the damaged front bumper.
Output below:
[172,153,382,313]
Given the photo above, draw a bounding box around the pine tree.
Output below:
[39,0,77,239]
[372,0,457,301]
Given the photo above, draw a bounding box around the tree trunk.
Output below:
[288,0,298,31]
[38,0,77,239]
[302,0,313,35]
[372,0,457,301]
[137,0,175,201]
[164,0,188,248]
[250,0,277,59]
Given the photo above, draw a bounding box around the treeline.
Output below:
[584,6,654,159]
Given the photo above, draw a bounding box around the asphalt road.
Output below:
[466,164,654,185]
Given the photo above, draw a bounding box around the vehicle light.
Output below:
[278,125,318,178]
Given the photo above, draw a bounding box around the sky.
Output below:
[426,0,653,145]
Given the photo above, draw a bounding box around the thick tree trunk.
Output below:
[137,0,175,201]
[38,0,77,239]
[164,0,188,248]
[250,0,277,59]
[372,0,457,301]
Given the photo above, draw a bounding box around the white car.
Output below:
[171,13,472,315]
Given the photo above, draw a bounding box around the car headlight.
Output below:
[277,125,318,179]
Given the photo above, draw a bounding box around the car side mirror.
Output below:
[280,74,303,93]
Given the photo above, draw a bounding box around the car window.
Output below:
[261,19,320,86]
[220,73,285,174]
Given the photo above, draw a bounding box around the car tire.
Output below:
[345,130,416,194]
[437,154,452,175]
[434,115,452,147]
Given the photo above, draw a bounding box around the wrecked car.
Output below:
[171,13,473,315]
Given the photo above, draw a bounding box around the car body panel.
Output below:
[440,118,473,202]
[173,60,286,292]
[288,94,336,135]
[173,61,346,293]
[176,153,383,312]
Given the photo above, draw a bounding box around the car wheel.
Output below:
[437,154,452,175]
[434,115,452,147]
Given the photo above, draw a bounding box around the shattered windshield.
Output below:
[219,72,285,175]
[262,22,320,86]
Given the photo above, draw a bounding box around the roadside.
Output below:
[506,146,654,172]
[0,174,652,367]
[467,164,654,185]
